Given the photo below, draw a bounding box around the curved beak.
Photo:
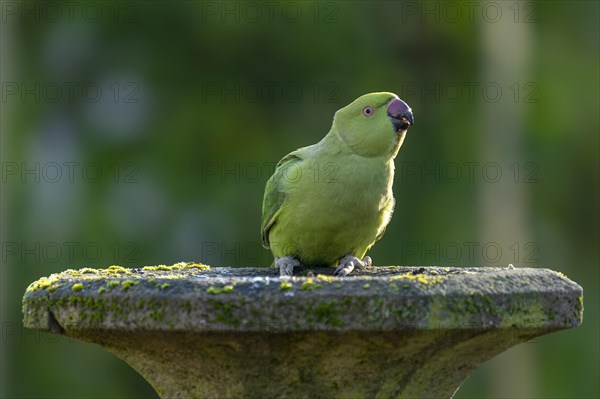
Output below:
[387,98,414,132]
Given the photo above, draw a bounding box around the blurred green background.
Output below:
[1,1,598,397]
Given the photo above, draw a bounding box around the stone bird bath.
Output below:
[22,263,583,398]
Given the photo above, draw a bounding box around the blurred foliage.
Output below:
[1,1,598,398]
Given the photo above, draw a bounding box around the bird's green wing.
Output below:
[261,150,303,249]
[374,196,395,242]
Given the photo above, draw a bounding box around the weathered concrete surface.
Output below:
[23,263,583,398]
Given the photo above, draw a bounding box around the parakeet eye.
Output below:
[362,106,374,116]
[362,106,374,117]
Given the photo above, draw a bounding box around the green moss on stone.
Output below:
[109,302,124,314]
[68,296,83,305]
[121,280,137,291]
[209,300,239,326]
[150,310,164,322]
[300,278,322,291]
[499,302,547,328]
[72,283,84,292]
[207,285,234,295]
[309,302,344,327]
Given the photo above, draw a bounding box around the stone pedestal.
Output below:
[22,263,583,398]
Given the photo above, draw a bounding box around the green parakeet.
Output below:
[261,92,414,276]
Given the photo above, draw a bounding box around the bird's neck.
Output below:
[391,131,407,158]
[323,127,401,162]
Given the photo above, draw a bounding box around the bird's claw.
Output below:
[361,256,373,269]
[275,255,300,276]
[334,255,372,277]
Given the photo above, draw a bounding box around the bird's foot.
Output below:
[333,255,372,277]
[275,255,300,277]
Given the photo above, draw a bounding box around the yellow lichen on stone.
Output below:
[142,262,210,272]
[27,277,51,292]
[26,273,64,293]
[142,264,172,271]
[26,263,211,291]
[316,274,335,283]
[80,268,97,274]
[107,265,129,274]
[280,282,293,291]
[389,273,447,287]
[556,271,570,280]
[181,262,210,270]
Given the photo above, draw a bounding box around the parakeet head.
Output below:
[332,92,414,157]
